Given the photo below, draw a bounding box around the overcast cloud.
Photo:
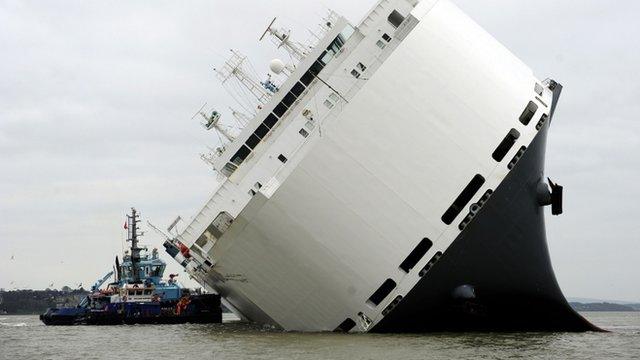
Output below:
[1,0,638,301]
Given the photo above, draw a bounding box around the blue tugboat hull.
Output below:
[40,294,222,326]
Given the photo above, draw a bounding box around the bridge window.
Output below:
[230,145,251,166]
[300,70,315,86]
[273,102,288,118]
[281,92,297,107]
[263,114,278,129]
[245,134,261,149]
[291,82,306,97]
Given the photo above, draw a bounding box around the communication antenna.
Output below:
[126,208,144,283]
[214,50,271,105]
[259,17,310,61]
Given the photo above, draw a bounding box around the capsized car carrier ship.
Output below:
[163,0,599,332]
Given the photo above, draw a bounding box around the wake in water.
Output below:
[0,322,28,327]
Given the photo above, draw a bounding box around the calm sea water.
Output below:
[1,312,638,359]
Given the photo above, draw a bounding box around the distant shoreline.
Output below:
[1,289,638,315]
[569,302,639,312]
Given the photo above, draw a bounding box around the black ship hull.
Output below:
[372,118,600,333]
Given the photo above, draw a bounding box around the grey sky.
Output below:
[1,0,638,301]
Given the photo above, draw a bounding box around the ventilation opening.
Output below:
[399,238,433,273]
[382,295,403,316]
[508,146,527,170]
[519,101,538,125]
[388,10,405,28]
[442,175,485,225]
[333,318,356,332]
[492,129,520,162]
[536,114,549,131]
[382,33,392,42]
[419,251,443,277]
[277,154,288,163]
[367,279,396,306]
[458,189,493,231]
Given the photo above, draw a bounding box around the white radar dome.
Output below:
[269,59,286,74]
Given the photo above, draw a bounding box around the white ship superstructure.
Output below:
[164,0,597,332]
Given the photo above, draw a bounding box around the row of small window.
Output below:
[221,76,317,176]
[221,32,353,177]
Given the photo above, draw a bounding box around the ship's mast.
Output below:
[126,208,144,284]
[259,17,310,61]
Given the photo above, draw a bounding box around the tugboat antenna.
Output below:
[126,208,143,284]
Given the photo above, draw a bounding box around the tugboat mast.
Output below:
[126,208,143,284]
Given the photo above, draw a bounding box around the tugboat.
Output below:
[40,208,222,326]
